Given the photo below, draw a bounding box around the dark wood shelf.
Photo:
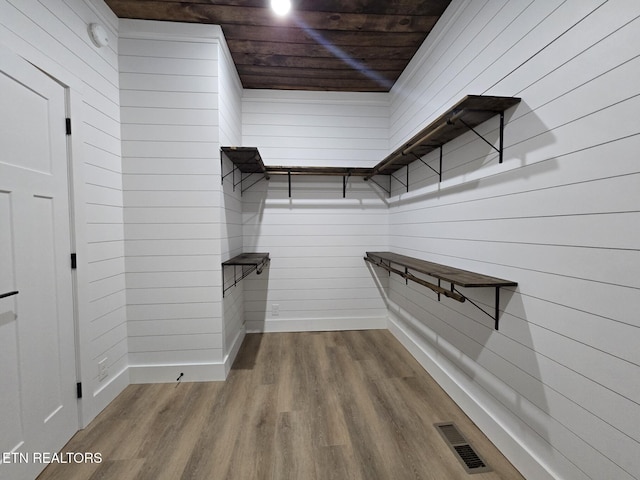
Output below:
[364,251,517,330]
[365,251,517,288]
[221,147,267,174]
[222,253,270,297]
[263,166,372,176]
[221,95,521,197]
[221,150,371,177]
[368,95,521,177]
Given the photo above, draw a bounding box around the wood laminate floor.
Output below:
[38,330,525,480]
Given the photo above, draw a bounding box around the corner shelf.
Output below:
[221,146,270,195]
[221,95,521,197]
[364,251,517,330]
[222,252,270,297]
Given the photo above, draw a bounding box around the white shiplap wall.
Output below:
[241,91,390,331]
[386,1,640,479]
[0,0,127,425]
[218,32,246,368]
[119,20,226,382]
[243,90,389,168]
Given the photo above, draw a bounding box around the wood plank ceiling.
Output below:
[105,0,452,92]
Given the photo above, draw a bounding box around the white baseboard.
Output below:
[128,328,247,384]
[129,362,227,384]
[224,326,246,376]
[246,315,387,333]
[387,313,556,480]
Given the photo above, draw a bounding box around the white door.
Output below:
[0,49,78,480]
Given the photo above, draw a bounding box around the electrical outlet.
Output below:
[271,304,280,316]
[98,358,108,382]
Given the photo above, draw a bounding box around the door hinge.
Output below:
[66,118,72,135]
[76,382,82,399]
[71,253,77,269]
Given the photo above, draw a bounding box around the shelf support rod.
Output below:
[499,112,505,163]
[496,287,501,329]
[402,110,466,157]
[364,256,465,302]
[342,172,351,198]
[407,163,410,192]
[364,110,466,181]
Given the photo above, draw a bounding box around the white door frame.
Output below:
[47,62,94,429]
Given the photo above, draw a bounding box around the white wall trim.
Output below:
[119,18,224,43]
[247,316,387,333]
[387,311,558,480]
[224,326,246,376]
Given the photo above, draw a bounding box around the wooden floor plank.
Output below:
[37,331,525,480]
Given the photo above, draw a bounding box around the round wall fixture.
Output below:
[88,23,109,48]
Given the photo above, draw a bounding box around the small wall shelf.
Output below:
[221,95,521,198]
[364,251,517,330]
[222,252,270,297]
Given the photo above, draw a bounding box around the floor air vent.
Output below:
[435,423,492,474]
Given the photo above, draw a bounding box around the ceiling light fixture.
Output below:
[270,0,291,16]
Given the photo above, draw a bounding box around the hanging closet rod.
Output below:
[364,256,465,302]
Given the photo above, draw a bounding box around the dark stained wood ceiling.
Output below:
[105,0,452,92]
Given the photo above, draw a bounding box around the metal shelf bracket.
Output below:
[459,111,506,163]
[221,159,268,196]
[452,286,504,330]
[366,175,391,196]
[411,146,443,183]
